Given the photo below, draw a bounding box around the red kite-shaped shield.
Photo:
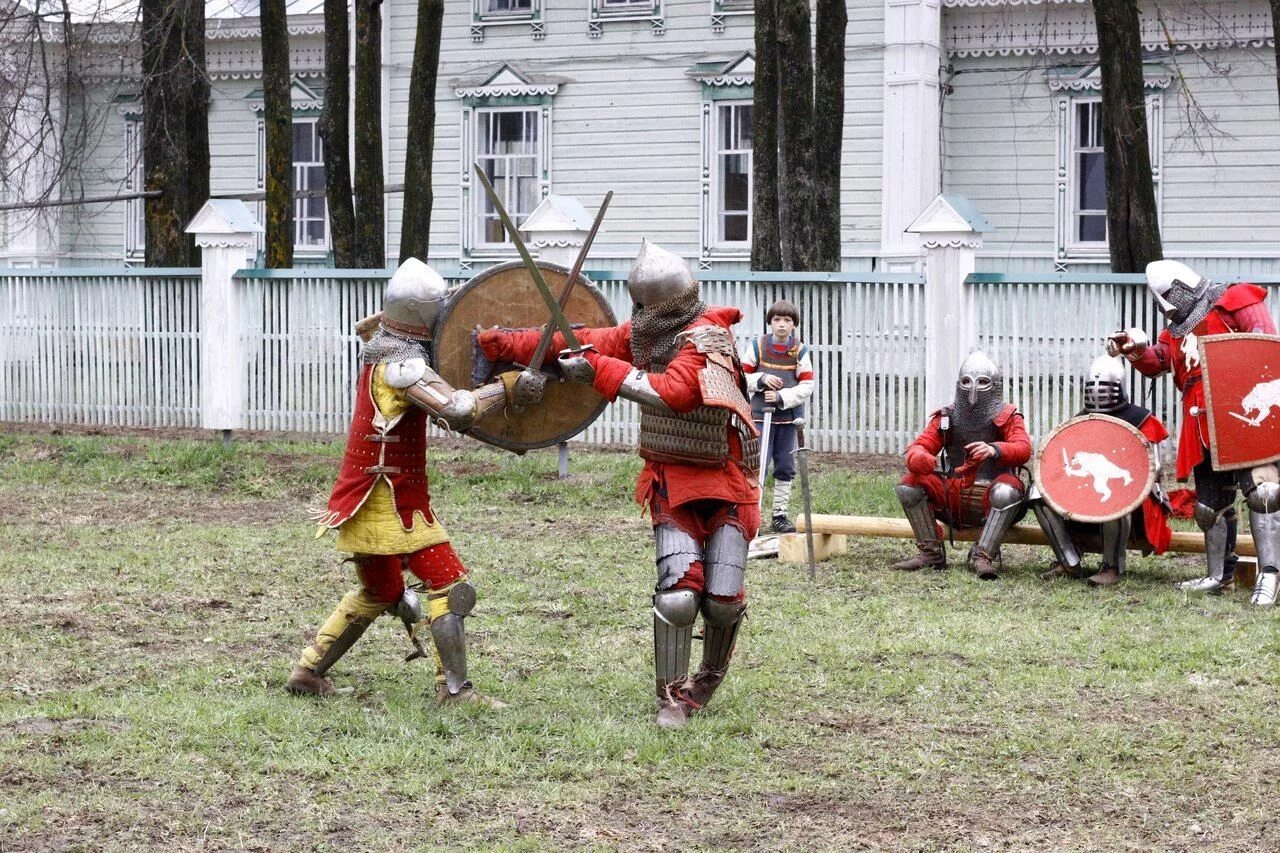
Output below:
[1200,333,1280,471]
[1034,414,1156,523]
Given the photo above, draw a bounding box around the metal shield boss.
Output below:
[1199,333,1280,471]
[431,260,618,452]
[1033,414,1156,523]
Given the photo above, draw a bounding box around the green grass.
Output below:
[1,429,1278,851]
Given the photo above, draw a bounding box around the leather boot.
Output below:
[891,541,946,571]
[285,665,335,698]
[1087,566,1122,587]
[684,667,726,710]
[655,679,692,729]
[969,548,999,580]
[1038,560,1085,581]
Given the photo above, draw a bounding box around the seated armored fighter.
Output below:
[286,258,541,703]
[892,352,1032,579]
[479,241,760,730]
[1108,259,1279,605]
[1031,354,1174,586]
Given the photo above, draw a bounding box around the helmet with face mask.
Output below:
[1082,354,1127,413]
[1145,259,1226,338]
[381,257,449,341]
[956,351,1002,408]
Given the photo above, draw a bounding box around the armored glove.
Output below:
[500,369,547,409]
[1105,327,1149,360]
[558,345,598,385]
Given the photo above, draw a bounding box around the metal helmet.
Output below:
[956,351,1002,407]
[381,258,448,340]
[1083,353,1127,413]
[1145,259,1209,327]
[626,239,698,307]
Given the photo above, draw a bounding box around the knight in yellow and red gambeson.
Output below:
[285,258,542,705]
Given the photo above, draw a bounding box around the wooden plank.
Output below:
[795,514,1256,557]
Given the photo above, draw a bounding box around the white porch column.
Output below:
[185,200,263,434]
[906,194,990,412]
[520,195,593,269]
[880,0,942,272]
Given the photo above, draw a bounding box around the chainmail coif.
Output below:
[362,326,429,366]
[629,288,707,368]
[1167,278,1227,338]
[948,384,1006,437]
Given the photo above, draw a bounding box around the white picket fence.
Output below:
[5,265,1280,453]
[0,268,203,427]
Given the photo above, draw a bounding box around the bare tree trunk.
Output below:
[185,0,210,244]
[1270,1,1280,113]
[399,0,443,264]
[143,0,201,266]
[260,0,293,268]
[776,0,816,271]
[320,0,356,268]
[353,0,385,268]
[813,0,846,272]
[1092,0,1162,272]
[751,0,782,272]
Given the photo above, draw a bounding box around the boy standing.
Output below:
[741,300,815,533]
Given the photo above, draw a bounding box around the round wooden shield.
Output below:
[432,260,618,453]
[1033,414,1156,523]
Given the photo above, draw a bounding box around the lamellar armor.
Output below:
[632,325,760,474]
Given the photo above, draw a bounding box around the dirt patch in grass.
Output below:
[0,488,306,527]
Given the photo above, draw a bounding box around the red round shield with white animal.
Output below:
[1034,414,1156,523]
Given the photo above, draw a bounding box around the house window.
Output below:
[471,0,542,40]
[1071,99,1106,246]
[714,101,752,245]
[292,119,327,248]
[485,0,531,13]
[1053,86,1163,262]
[473,108,541,249]
[124,116,144,259]
[256,116,329,252]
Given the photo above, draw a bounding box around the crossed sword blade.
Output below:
[472,164,611,364]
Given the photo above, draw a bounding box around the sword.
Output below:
[525,190,613,372]
[757,404,774,512]
[794,417,817,580]
[472,164,584,353]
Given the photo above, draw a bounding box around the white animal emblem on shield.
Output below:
[1060,448,1133,503]
[1227,378,1280,428]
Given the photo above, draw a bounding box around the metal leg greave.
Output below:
[699,598,746,673]
[975,485,1024,559]
[429,613,468,695]
[1100,515,1131,572]
[1031,501,1083,571]
[1248,510,1280,573]
[1195,503,1230,582]
[896,484,940,545]
[653,589,699,687]
[312,616,375,678]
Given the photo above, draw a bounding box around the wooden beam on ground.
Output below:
[794,514,1256,557]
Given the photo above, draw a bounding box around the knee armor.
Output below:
[896,483,926,508]
[654,588,699,685]
[987,481,1023,510]
[1246,480,1280,514]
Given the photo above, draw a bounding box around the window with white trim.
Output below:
[713,101,753,246]
[1071,99,1107,247]
[256,116,329,252]
[473,107,541,249]
[291,119,328,248]
[124,116,144,259]
[471,0,542,41]
[1052,80,1164,263]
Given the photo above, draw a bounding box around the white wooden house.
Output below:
[2,0,1279,277]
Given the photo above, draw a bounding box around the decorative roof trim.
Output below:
[455,82,559,98]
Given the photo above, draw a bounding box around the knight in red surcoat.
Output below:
[1108,259,1279,605]
[892,352,1032,579]
[479,241,759,730]
[285,259,541,703]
